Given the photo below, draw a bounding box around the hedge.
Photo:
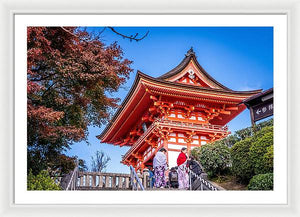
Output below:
[230,137,254,182]
[247,173,273,190]
[249,130,273,175]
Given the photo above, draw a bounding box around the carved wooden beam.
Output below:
[133,153,143,161]
[154,101,161,106]
[153,126,172,140]
[219,110,231,115]
[149,107,157,112]
[226,106,239,111]
[185,130,196,143]
[129,130,137,136]
[183,105,195,118]
[142,116,149,121]
[150,95,158,101]
[120,142,127,147]
[113,141,121,146]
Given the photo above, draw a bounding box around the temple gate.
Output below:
[98,48,262,171]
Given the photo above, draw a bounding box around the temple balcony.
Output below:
[121,118,229,163]
[158,118,229,133]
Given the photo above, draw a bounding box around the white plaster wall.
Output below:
[168,150,179,168]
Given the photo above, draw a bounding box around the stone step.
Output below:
[76,186,183,191]
[77,186,131,191]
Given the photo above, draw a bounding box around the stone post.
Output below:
[105,175,110,188]
[92,174,96,187]
[143,169,149,189]
[80,176,84,187]
[85,174,90,187]
[112,175,116,189]
[125,177,130,189]
[99,175,103,188]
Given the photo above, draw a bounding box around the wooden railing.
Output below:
[161,119,228,132]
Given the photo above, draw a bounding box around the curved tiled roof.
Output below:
[98,48,263,142]
[98,70,262,140]
[157,47,232,91]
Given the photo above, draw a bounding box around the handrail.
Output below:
[129,166,145,191]
[65,163,79,191]
[187,160,219,191]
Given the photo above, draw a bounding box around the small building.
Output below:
[243,88,273,126]
[97,48,262,171]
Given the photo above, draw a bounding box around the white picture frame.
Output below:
[0,0,298,216]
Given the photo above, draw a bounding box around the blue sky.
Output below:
[65,27,273,173]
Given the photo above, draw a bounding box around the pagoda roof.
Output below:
[98,48,262,143]
[157,47,231,91]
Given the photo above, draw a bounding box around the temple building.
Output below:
[98,48,262,171]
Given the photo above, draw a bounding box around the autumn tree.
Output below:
[27,27,132,175]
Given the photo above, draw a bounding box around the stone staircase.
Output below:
[60,160,223,191]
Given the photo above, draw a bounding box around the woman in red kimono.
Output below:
[177,147,189,190]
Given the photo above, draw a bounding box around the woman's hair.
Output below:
[159,147,167,152]
[181,147,187,151]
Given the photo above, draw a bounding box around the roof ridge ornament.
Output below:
[186,47,195,57]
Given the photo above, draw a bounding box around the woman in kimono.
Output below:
[153,148,168,188]
[177,147,189,190]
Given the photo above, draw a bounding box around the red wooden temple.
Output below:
[98,48,262,171]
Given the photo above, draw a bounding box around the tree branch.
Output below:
[108,27,149,42]
[61,26,149,42]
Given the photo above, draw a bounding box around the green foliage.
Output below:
[250,128,273,174]
[78,159,88,172]
[191,119,274,186]
[191,141,231,177]
[255,118,273,131]
[230,137,254,182]
[247,173,273,190]
[219,135,239,148]
[263,145,274,173]
[230,125,273,183]
[235,127,253,141]
[216,118,273,149]
[27,170,61,190]
[253,125,273,139]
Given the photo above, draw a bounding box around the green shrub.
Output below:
[219,134,239,148]
[191,141,231,177]
[253,125,273,140]
[250,130,273,174]
[263,145,273,172]
[230,137,254,182]
[247,173,273,190]
[27,170,61,190]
